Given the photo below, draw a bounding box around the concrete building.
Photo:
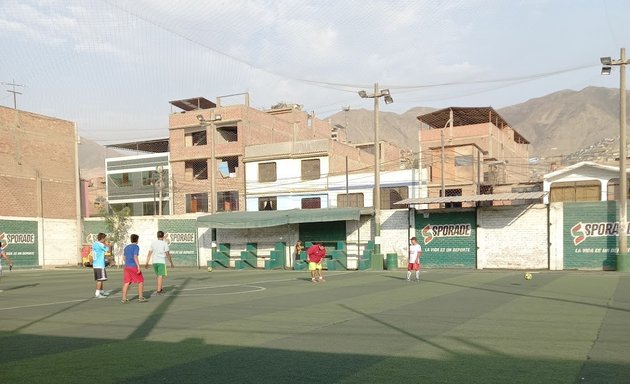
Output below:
[242,139,411,211]
[417,107,531,207]
[168,95,361,214]
[105,152,171,215]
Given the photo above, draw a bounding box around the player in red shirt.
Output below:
[307,242,326,283]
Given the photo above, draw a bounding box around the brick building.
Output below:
[0,105,79,219]
[417,107,532,207]
[168,95,369,214]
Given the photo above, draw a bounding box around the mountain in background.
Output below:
[326,86,626,164]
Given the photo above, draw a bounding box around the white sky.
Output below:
[1,0,629,144]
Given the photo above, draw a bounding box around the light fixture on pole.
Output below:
[601,48,629,271]
[197,114,216,214]
[358,83,393,261]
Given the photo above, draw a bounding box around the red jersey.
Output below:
[307,244,326,263]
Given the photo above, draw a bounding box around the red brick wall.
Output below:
[0,106,78,219]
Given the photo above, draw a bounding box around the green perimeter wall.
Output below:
[0,219,39,269]
[563,201,621,270]
[415,210,476,268]
[82,220,109,244]
[159,219,198,267]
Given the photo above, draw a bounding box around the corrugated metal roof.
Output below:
[395,191,547,205]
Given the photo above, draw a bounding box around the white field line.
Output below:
[0,271,356,310]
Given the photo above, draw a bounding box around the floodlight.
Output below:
[601,66,612,75]
[358,90,368,98]
[600,57,612,65]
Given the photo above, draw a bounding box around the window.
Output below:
[109,173,132,187]
[301,197,321,209]
[186,193,208,213]
[301,159,320,180]
[441,188,462,208]
[217,191,239,212]
[142,171,157,186]
[143,201,157,215]
[380,187,409,209]
[218,156,239,177]
[259,197,277,211]
[217,125,238,142]
[185,130,207,147]
[550,181,600,202]
[338,193,364,208]
[110,203,134,215]
[259,162,277,182]
[455,155,473,167]
[185,160,208,180]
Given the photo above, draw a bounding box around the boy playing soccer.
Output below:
[92,233,110,298]
[407,236,422,282]
[144,231,174,295]
[121,234,147,303]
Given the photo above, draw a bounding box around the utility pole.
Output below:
[600,48,629,271]
[358,84,394,261]
[2,80,23,109]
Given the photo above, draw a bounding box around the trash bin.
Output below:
[386,253,398,270]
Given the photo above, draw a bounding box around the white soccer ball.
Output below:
[524,272,533,280]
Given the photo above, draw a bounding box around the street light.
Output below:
[358,83,393,260]
[197,114,216,214]
[601,48,629,271]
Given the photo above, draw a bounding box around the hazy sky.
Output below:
[1,0,629,144]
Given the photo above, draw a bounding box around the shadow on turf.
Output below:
[126,278,191,340]
[2,283,39,291]
[2,329,629,384]
[381,274,407,281]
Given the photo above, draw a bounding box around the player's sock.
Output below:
[95,290,100,297]
[416,271,420,281]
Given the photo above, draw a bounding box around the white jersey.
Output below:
[149,239,170,264]
[409,243,422,264]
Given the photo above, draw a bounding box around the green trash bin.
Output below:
[386,253,398,270]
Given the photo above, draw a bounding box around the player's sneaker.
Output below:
[100,291,110,296]
[138,297,148,303]
[95,293,107,299]
[121,299,129,304]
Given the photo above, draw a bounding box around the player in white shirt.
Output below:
[407,236,422,282]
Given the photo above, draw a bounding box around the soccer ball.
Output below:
[524,272,533,280]
[207,267,213,272]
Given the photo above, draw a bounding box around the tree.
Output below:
[102,206,131,266]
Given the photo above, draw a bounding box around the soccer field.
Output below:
[1,268,629,383]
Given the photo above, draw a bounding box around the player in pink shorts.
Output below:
[121,234,147,303]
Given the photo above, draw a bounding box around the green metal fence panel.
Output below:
[158,219,198,267]
[0,219,39,269]
[563,201,620,270]
[415,210,476,268]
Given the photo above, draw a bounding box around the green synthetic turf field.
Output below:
[1,268,630,384]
